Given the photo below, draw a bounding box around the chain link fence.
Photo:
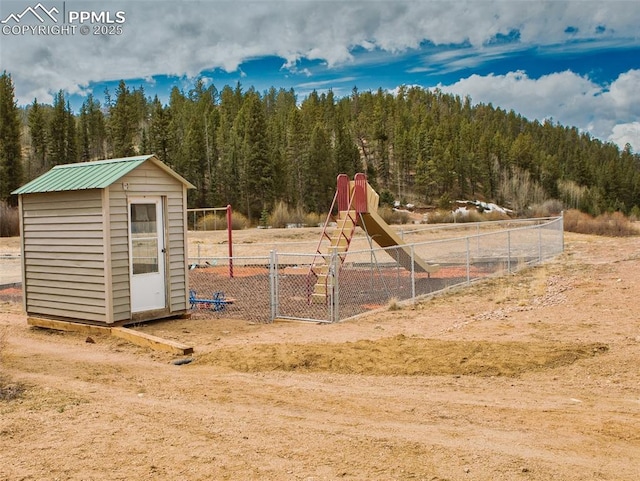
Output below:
[188,255,272,322]
[188,216,564,323]
[0,217,564,321]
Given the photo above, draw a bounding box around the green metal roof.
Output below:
[12,155,194,195]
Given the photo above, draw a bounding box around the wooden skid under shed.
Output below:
[27,317,194,355]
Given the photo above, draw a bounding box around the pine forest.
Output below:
[1,72,639,222]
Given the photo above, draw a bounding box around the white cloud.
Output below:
[609,122,640,151]
[604,69,640,111]
[2,0,639,104]
[437,69,640,152]
[297,76,357,89]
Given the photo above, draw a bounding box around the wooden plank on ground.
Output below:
[111,327,194,355]
[27,317,111,336]
[27,317,194,355]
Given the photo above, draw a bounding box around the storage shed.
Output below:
[12,155,195,326]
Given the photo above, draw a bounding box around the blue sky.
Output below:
[1,0,639,151]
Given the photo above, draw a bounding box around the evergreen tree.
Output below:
[45,92,78,166]
[284,107,307,208]
[148,95,171,161]
[166,86,188,172]
[186,78,218,207]
[236,91,273,220]
[305,123,334,212]
[78,102,91,162]
[108,80,137,157]
[28,98,47,177]
[140,128,149,156]
[48,90,68,165]
[65,100,78,164]
[84,94,106,160]
[334,119,361,178]
[372,88,391,188]
[264,87,295,204]
[0,72,22,203]
[215,84,245,207]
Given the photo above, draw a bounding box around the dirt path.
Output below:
[1,232,639,480]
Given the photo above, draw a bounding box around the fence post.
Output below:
[466,236,471,284]
[410,244,416,304]
[507,231,512,273]
[227,205,233,278]
[269,250,278,322]
[561,211,565,252]
[538,226,542,262]
[327,250,333,323]
[369,247,374,290]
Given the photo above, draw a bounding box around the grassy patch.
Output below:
[0,376,25,401]
[564,209,637,236]
[0,201,19,237]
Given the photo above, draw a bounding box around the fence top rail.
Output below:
[187,207,230,213]
[184,217,562,261]
[190,220,563,260]
[189,255,271,262]
[399,216,560,235]
[187,216,563,260]
[335,216,562,256]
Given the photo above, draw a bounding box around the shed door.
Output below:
[129,198,166,313]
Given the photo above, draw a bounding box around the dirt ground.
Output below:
[1,230,639,480]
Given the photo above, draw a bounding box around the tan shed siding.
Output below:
[108,184,131,322]
[120,162,184,196]
[167,190,188,311]
[21,199,103,217]
[22,190,107,322]
[27,306,106,323]
[119,162,189,313]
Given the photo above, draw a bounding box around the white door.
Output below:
[129,198,166,313]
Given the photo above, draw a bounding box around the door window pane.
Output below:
[131,204,157,234]
[131,203,159,275]
[132,238,158,274]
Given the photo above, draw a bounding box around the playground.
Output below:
[185,175,563,324]
[1,231,639,480]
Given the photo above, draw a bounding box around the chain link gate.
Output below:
[270,250,340,323]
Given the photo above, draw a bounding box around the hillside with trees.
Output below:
[1,71,639,221]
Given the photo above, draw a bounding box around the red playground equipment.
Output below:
[308,173,439,302]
